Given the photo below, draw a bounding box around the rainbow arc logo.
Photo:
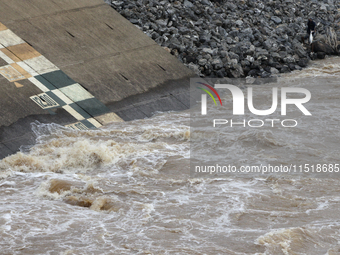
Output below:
[197,82,222,106]
[197,82,222,115]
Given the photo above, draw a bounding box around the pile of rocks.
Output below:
[108,0,340,77]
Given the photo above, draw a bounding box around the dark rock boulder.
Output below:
[280,65,291,73]
[312,41,336,55]
[293,43,308,58]
[298,58,309,68]
[317,52,326,59]
[271,16,282,24]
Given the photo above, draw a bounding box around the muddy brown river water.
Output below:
[0,57,340,254]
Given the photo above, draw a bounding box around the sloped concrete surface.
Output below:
[0,0,194,158]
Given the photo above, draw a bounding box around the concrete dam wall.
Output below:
[0,0,194,158]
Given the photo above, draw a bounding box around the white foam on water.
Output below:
[0,58,340,254]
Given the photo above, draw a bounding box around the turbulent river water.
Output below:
[0,57,340,255]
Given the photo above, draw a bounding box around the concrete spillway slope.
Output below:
[0,0,194,158]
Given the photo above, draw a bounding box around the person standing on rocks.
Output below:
[307,18,316,42]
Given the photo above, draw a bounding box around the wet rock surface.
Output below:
[108,0,340,77]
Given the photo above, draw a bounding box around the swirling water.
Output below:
[1,57,340,255]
